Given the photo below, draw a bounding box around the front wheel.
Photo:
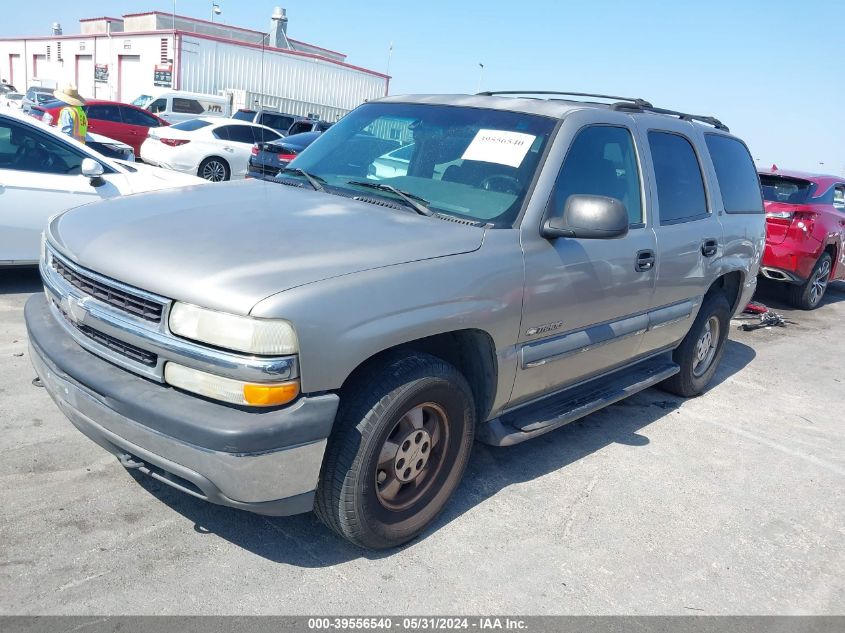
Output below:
[315,353,475,549]
[660,291,731,397]
[788,252,832,310]
[198,156,230,182]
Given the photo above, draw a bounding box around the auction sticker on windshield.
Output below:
[461,129,536,168]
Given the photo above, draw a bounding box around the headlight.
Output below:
[169,302,298,355]
[165,362,299,407]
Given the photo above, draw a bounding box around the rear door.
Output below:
[118,105,163,155]
[637,123,723,354]
[85,103,128,146]
[0,115,121,263]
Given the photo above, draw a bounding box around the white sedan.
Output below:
[0,110,205,266]
[140,118,282,182]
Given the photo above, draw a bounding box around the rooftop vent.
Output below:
[51,22,62,35]
[270,7,289,48]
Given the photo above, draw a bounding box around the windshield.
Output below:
[289,102,556,225]
[131,95,154,108]
[760,175,814,204]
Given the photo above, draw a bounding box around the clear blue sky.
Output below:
[3,0,843,173]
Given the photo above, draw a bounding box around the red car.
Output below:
[759,167,845,309]
[31,99,169,156]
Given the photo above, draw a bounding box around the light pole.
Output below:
[476,63,484,93]
[211,3,221,22]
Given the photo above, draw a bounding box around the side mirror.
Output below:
[81,158,105,187]
[542,194,629,240]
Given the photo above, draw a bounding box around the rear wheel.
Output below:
[788,252,832,310]
[315,353,475,549]
[660,291,731,397]
[198,156,230,182]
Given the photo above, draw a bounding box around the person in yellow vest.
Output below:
[53,84,87,143]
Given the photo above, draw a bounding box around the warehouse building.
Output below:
[0,8,389,121]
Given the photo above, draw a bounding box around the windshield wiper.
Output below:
[279,167,326,192]
[346,180,433,216]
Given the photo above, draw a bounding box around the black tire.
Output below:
[660,291,731,398]
[788,252,832,310]
[198,156,230,182]
[315,353,475,549]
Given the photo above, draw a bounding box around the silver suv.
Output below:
[25,91,766,549]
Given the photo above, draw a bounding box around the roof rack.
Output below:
[476,90,653,110]
[475,91,730,132]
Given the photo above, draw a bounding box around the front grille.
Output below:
[55,301,158,367]
[50,255,164,323]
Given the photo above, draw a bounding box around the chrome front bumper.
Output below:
[26,294,339,515]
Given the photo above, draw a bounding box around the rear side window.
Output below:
[648,131,708,224]
[232,110,256,121]
[261,113,295,131]
[705,135,763,214]
[550,125,643,225]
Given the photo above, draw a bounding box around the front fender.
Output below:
[249,231,525,402]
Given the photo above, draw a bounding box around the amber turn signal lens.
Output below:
[243,380,300,407]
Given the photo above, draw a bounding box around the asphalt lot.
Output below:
[1,268,843,615]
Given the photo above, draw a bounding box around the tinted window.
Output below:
[648,131,708,224]
[251,126,281,143]
[232,110,256,121]
[287,121,313,136]
[261,113,295,131]
[86,104,122,123]
[550,126,643,225]
[171,119,212,132]
[0,117,86,175]
[215,125,255,144]
[148,98,167,114]
[705,135,763,214]
[759,175,813,203]
[172,98,205,114]
[120,106,160,127]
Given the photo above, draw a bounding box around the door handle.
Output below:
[701,238,719,257]
[635,249,655,272]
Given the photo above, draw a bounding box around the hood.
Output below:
[49,180,486,315]
[116,161,207,191]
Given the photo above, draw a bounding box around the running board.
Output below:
[477,354,680,446]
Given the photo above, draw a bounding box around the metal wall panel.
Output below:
[180,37,386,121]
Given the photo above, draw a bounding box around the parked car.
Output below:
[286,117,333,136]
[1,91,23,109]
[141,117,282,181]
[758,167,845,309]
[86,132,135,162]
[21,86,55,113]
[31,99,169,156]
[132,91,230,124]
[25,92,765,549]
[0,82,18,94]
[248,131,322,179]
[0,109,203,266]
[232,109,298,136]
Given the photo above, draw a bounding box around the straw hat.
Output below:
[53,84,86,106]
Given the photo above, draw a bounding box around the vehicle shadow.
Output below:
[128,338,756,566]
[753,277,845,311]
[0,266,41,295]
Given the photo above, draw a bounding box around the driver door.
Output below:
[0,115,120,264]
